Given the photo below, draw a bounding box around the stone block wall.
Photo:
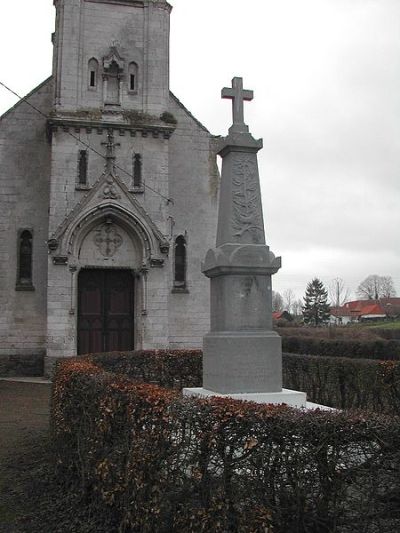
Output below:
[167,95,219,347]
[0,79,53,374]
[0,353,44,377]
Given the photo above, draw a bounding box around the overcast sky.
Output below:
[1,0,399,301]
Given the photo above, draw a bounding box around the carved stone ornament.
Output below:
[53,256,68,265]
[103,45,125,72]
[231,157,264,244]
[150,258,164,268]
[47,238,59,251]
[159,243,170,255]
[94,221,123,257]
[100,175,121,200]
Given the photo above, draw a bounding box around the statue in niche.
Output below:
[105,61,120,105]
[103,45,125,107]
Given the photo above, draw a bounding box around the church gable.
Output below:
[48,131,169,264]
[0,77,53,122]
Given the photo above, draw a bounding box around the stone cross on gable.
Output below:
[222,77,254,134]
[102,129,120,172]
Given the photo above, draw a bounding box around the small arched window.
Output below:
[17,230,33,289]
[133,153,142,188]
[128,62,138,93]
[88,58,99,89]
[174,236,187,289]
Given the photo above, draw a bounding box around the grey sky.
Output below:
[1,0,399,300]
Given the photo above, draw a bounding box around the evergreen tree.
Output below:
[302,278,331,326]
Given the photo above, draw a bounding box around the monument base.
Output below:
[183,387,307,408]
[203,332,283,394]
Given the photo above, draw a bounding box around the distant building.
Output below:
[272,311,293,322]
[330,298,400,324]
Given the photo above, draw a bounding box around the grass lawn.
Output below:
[367,320,400,330]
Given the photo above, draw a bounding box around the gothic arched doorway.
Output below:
[77,269,135,355]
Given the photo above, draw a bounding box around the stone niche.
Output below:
[78,218,142,268]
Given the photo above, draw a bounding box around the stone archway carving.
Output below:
[50,203,167,270]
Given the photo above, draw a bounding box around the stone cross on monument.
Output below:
[222,77,253,134]
[184,77,306,407]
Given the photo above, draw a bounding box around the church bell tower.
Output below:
[52,0,172,115]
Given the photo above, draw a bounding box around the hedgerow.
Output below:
[282,336,400,360]
[283,353,400,413]
[87,349,202,388]
[52,351,400,533]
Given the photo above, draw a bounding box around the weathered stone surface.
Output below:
[203,332,282,393]
[0,0,219,372]
[0,353,44,378]
[0,79,53,374]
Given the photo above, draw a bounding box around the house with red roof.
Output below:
[272,311,293,322]
[330,298,400,324]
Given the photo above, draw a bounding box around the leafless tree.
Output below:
[356,274,396,300]
[380,276,397,298]
[329,278,350,308]
[291,299,303,317]
[272,291,284,312]
[283,289,296,313]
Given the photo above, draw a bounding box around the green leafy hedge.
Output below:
[52,351,400,533]
[282,336,400,360]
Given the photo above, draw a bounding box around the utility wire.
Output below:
[0,80,173,204]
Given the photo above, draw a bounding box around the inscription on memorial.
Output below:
[232,157,264,243]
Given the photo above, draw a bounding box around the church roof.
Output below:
[0,76,53,122]
[169,91,211,134]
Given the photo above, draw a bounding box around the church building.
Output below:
[0,0,219,375]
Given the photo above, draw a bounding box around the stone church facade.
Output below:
[0,0,219,375]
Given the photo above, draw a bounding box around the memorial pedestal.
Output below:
[183,387,307,408]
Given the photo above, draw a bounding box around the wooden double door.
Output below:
[78,269,135,355]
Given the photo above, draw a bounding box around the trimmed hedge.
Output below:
[86,349,400,415]
[282,336,400,360]
[52,351,400,533]
[371,327,400,341]
[87,349,202,388]
[283,353,400,414]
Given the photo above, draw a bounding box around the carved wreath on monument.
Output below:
[94,222,123,257]
[232,157,264,244]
